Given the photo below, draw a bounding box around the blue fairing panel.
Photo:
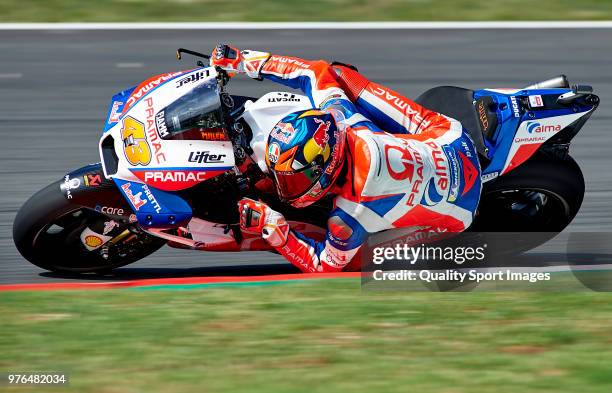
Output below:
[112,178,192,227]
[474,88,593,176]
[103,87,135,133]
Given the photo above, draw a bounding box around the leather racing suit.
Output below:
[239,52,482,273]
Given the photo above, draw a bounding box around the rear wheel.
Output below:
[13,181,166,274]
[470,155,584,249]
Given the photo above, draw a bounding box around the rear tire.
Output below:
[470,155,584,251]
[13,181,166,274]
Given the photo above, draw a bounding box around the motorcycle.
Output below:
[13,48,599,273]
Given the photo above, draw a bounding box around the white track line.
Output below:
[115,62,144,68]
[0,73,23,78]
[0,22,611,30]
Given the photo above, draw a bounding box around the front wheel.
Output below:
[13,181,167,274]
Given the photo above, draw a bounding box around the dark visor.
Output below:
[272,160,323,201]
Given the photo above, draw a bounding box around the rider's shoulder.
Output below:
[345,128,381,165]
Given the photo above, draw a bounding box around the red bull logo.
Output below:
[312,118,331,148]
[303,119,331,164]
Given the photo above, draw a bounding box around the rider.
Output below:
[210,44,482,273]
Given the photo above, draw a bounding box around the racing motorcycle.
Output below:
[13,48,600,273]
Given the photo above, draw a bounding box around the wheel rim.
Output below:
[475,188,572,232]
[32,208,160,271]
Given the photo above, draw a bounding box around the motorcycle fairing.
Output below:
[99,67,236,190]
[113,178,192,227]
[112,70,187,120]
[501,111,589,174]
[99,67,237,228]
[60,163,134,219]
[104,87,134,133]
[476,88,596,179]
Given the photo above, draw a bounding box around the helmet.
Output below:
[266,109,346,208]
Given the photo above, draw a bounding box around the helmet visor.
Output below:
[272,161,323,201]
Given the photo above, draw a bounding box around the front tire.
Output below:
[13,181,166,274]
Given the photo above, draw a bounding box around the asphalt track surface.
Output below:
[1,28,611,284]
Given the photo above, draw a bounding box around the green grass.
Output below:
[2,0,612,22]
[2,279,612,392]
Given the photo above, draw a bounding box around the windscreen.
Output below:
[155,79,226,139]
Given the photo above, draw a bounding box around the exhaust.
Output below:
[524,75,570,89]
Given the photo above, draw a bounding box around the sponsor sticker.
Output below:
[80,227,112,251]
[142,184,162,214]
[83,174,101,187]
[85,235,103,248]
[270,56,311,69]
[477,100,488,130]
[200,130,228,141]
[270,122,296,144]
[103,220,120,235]
[133,168,229,191]
[144,170,208,183]
[529,95,544,108]
[121,182,147,211]
[125,71,183,109]
[370,86,431,128]
[108,100,123,124]
[442,146,460,203]
[526,121,562,134]
[268,143,281,163]
[510,96,520,118]
[481,171,499,182]
[268,93,301,103]
[155,110,169,138]
[60,175,81,199]
[515,136,546,143]
[95,205,125,216]
[188,151,227,164]
[145,97,166,164]
[175,70,211,88]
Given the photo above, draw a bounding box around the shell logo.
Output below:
[84,235,103,248]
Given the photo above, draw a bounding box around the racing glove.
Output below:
[210,44,270,79]
[238,198,289,248]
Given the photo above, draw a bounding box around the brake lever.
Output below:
[176,48,210,61]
